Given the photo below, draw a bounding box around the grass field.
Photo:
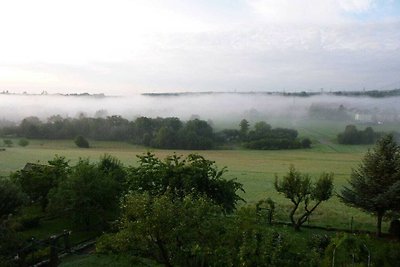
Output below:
[1,136,383,232]
[4,118,400,232]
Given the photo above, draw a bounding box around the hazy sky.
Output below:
[0,0,399,94]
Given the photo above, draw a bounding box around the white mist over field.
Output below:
[1,93,400,125]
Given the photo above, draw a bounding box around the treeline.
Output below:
[1,115,312,150]
[1,116,214,149]
[337,125,381,144]
[308,104,351,121]
[218,120,311,150]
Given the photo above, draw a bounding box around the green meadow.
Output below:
[0,137,382,232]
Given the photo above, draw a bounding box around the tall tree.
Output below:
[239,119,249,139]
[340,134,400,236]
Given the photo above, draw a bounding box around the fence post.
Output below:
[49,235,58,267]
[350,216,354,232]
[17,250,27,267]
[63,230,71,253]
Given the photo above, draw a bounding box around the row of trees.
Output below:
[237,119,311,149]
[337,125,381,144]
[1,115,312,150]
[1,116,215,150]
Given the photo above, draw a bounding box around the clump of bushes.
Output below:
[74,135,89,148]
[18,139,29,147]
[3,139,13,147]
[337,125,380,144]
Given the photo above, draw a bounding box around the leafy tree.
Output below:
[275,166,334,230]
[18,138,29,147]
[74,135,89,148]
[339,134,400,236]
[127,153,244,213]
[0,179,25,219]
[48,158,120,229]
[178,119,215,149]
[97,154,127,192]
[239,119,249,139]
[337,125,380,145]
[97,193,305,267]
[10,157,69,211]
[109,192,225,267]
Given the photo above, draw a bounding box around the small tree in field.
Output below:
[74,135,89,148]
[18,138,29,147]
[340,134,400,237]
[275,166,334,230]
[3,139,13,147]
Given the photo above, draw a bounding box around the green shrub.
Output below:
[74,136,89,148]
[18,215,41,230]
[3,139,13,147]
[18,139,29,147]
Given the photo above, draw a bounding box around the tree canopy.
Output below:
[127,152,244,213]
[275,166,334,230]
[340,134,400,236]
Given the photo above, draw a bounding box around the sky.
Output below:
[0,0,399,95]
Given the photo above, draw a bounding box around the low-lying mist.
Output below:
[1,93,400,127]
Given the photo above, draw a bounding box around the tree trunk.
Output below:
[289,203,299,229]
[377,211,384,237]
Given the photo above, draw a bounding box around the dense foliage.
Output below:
[97,193,317,267]
[74,135,89,148]
[340,134,400,236]
[0,115,313,150]
[337,125,380,144]
[0,179,25,219]
[242,121,311,150]
[47,158,122,229]
[11,156,69,211]
[127,153,244,213]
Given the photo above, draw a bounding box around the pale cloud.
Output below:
[0,0,399,94]
[247,0,376,23]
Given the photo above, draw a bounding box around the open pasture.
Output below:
[0,138,382,231]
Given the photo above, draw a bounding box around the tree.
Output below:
[104,192,226,267]
[239,119,249,139]
[275,166,334,230]
[97,154,127,192]
[48,158,120,229]
[127,153,244,213]
[339,134,400,237]
[10,156,69,211]
[18,138,29,147]
[0,179,25,219]
[74,135,89,148]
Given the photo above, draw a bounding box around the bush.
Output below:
[301,138,312,148]
[18,139,29,147]
[3,139,13,147]
[18,215,41,230]
[74,135,89,148]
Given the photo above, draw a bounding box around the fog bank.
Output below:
[1,93,400,125]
